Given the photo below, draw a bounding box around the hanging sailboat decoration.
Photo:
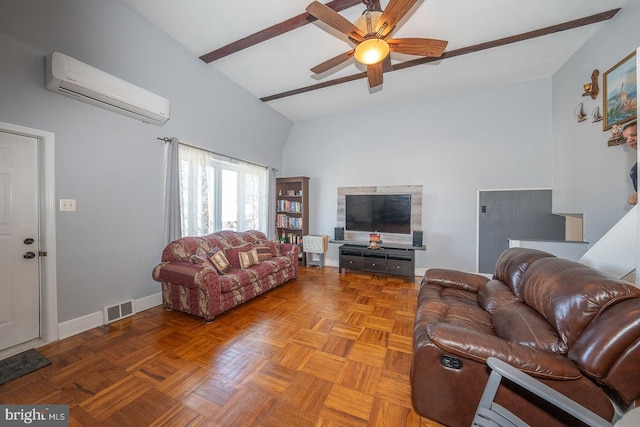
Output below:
[591,106,603,123]
[575,102,587,122]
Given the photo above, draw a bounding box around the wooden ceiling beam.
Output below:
[199,0,362,63]
[260,8,620,102]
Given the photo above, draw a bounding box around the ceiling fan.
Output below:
[305,0,448,88]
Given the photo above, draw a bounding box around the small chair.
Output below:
[302,235,328,268]
[472,357,617,427]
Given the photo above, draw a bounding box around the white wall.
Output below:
[283,79,553,271]
[0,0,293,322]
[552,1,640,244]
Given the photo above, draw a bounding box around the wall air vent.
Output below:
[103,299,135,324]
[45,51,171,125]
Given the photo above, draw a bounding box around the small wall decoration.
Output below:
[607,124,625,146]
[582,69,599,99]
[575,102,587,122]
[603,51,637,131]
[591,106,602,123]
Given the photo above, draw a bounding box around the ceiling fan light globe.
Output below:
[354,39,389,65]
[353,11,383,34]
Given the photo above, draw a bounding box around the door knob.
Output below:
[24,238,35,245]
[23,251,36,259]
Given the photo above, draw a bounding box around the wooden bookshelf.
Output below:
[276,176,309,264]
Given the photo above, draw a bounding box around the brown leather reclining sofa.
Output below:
[411,248,640,426]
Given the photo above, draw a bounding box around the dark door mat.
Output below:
[0,348,51,385]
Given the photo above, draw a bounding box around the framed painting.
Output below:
[603,51,637,131]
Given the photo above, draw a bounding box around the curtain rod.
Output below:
[157,136,275,170]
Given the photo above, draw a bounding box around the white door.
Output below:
[0,131,40,350]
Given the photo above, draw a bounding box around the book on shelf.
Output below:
[277,200,302,213]
[276,214,303,229]
[278,231,302,245]
[288,233,300,244]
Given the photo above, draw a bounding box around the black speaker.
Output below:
[412,230,423,247]
[334,227,344,241]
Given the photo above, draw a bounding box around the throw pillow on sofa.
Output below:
[208,247,230,274]
[239,249,260,268]
[225,243,252,269]
[190,247,213,266]
[257,240,281,257]
[252,244,273,262]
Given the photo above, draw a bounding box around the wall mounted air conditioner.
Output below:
[45,51,171,125]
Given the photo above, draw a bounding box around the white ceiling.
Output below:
[118,0,627,122]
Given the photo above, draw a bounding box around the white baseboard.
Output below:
[58,311,103,339]
[57,292,162,340]
[135,292,163,312]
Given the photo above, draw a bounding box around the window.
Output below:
[178,144,268,236]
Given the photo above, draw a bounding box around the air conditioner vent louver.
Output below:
[103,300,135,324]
[45,51,170,125]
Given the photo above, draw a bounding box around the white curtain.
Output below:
[179,144,215,237]
[163,137,182,244]
[238,160,269,232]
[176,143,269,236]
[267,168,277,240]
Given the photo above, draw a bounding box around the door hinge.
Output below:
[39,251,47,257]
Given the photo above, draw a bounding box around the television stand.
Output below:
[338,242,424,277]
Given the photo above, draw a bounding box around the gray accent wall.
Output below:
[478,189,565,274]
[0,0,293,322]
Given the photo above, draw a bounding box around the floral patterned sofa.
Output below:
[152,230,299,321]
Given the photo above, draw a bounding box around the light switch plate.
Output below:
[60,199,76,212]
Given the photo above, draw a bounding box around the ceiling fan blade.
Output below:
[306,1,365,41]
[375,0,417,37]
[311,50,355,74]
[388,38,448,57]
[381,54,392,72]
[367,62,383,88]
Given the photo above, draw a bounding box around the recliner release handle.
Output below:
[441,355,463,370]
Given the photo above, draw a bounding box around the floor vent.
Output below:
[103,299,135,324]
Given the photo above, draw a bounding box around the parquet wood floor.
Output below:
[0,267,445,427]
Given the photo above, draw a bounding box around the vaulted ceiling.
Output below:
[119,0,626,122]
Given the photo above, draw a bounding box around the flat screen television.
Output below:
[345,194,411,234]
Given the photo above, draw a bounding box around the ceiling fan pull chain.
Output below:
[376,22,388,39]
